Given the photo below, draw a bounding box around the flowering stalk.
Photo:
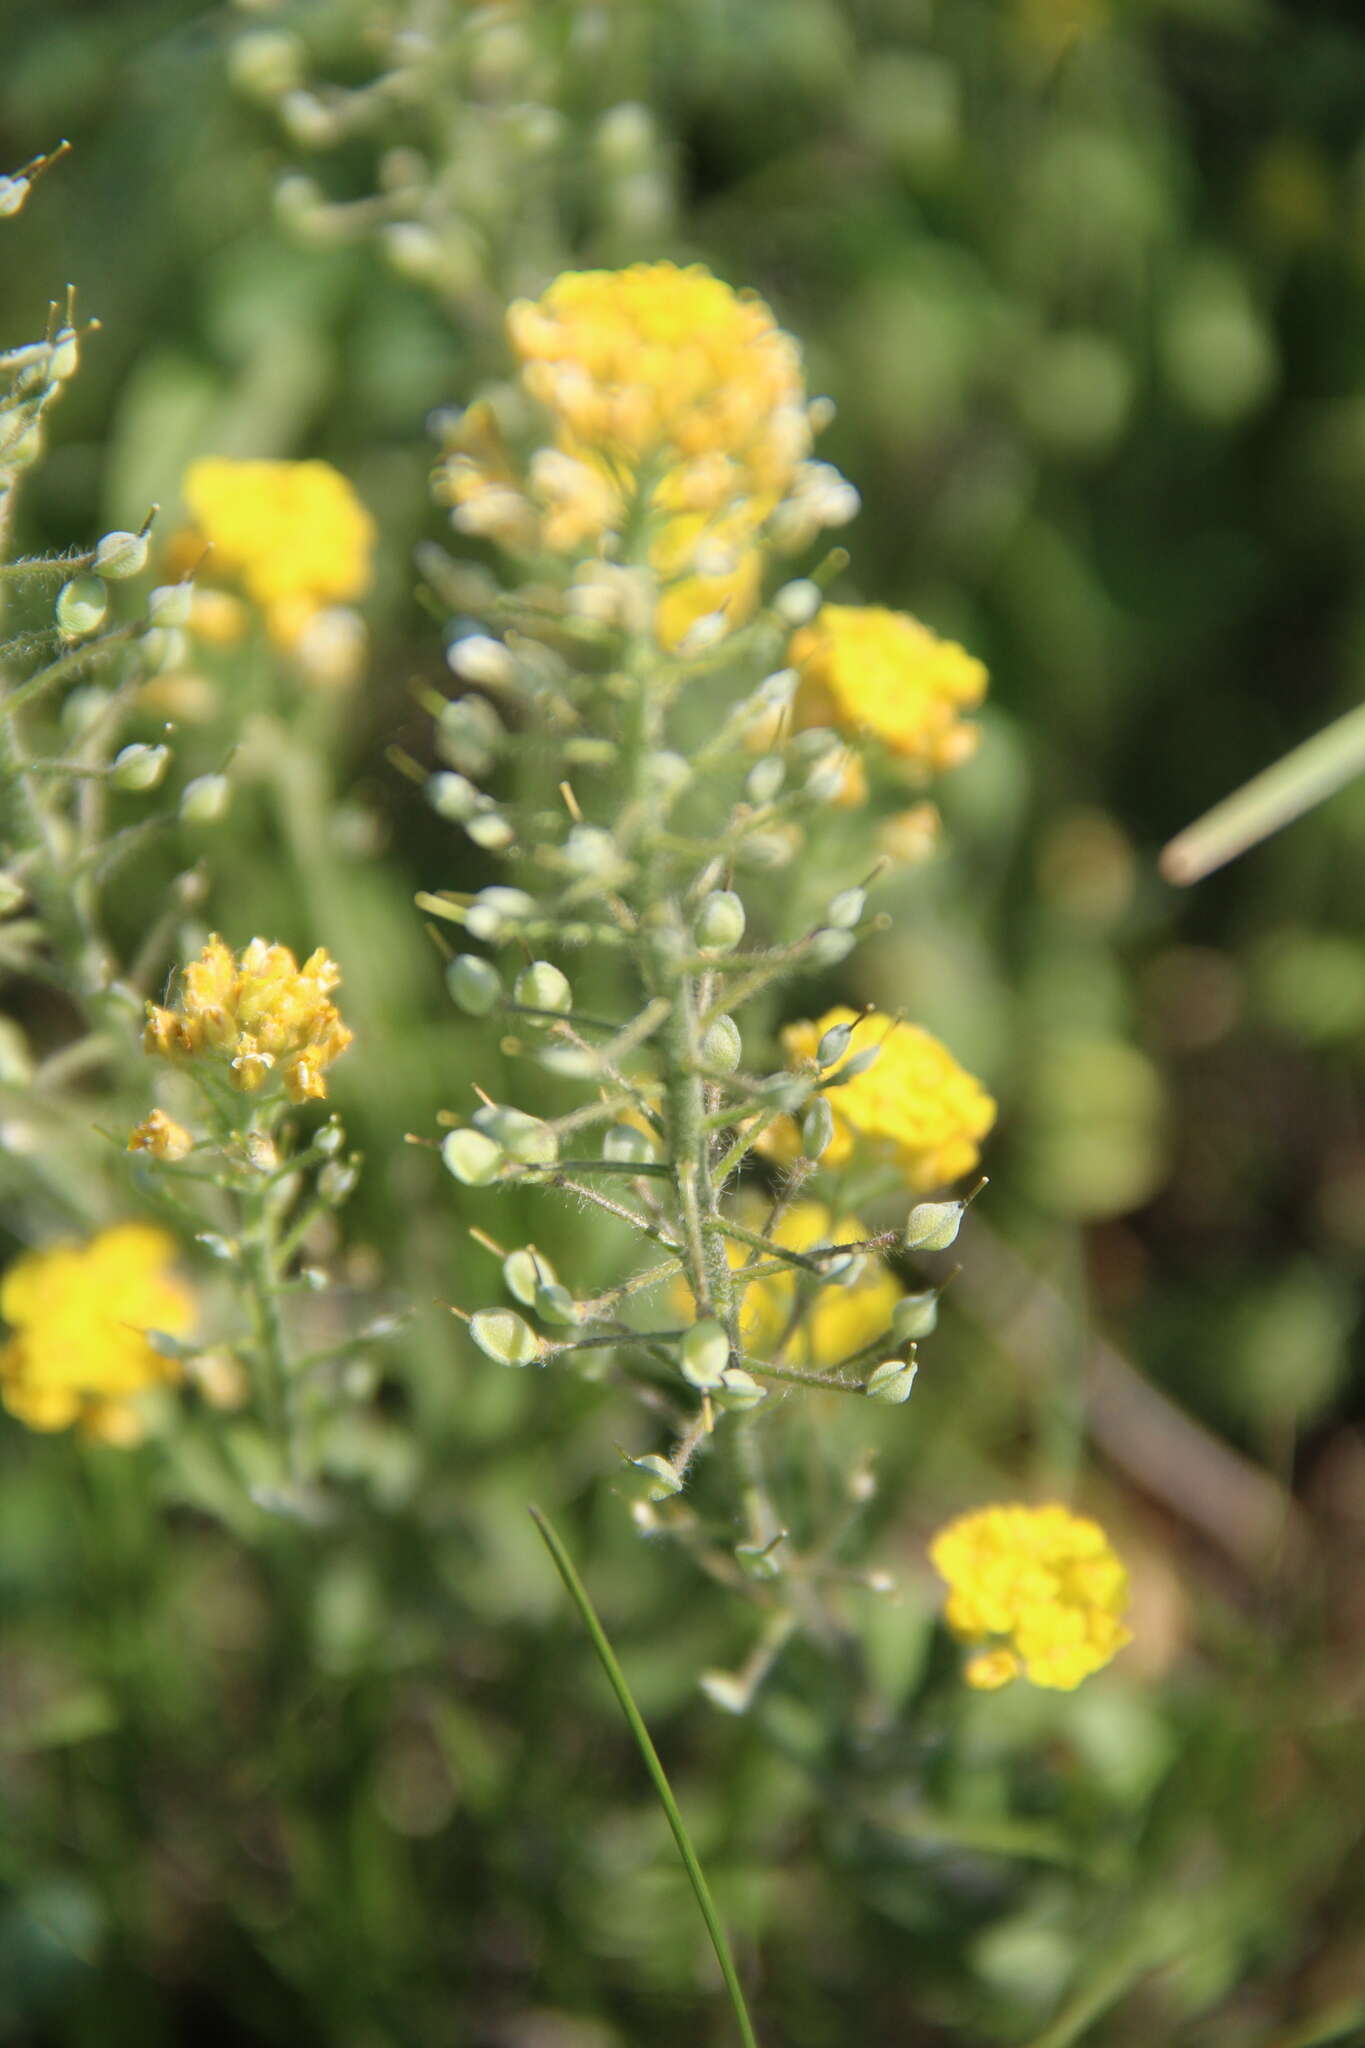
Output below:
[425,262,1021,1701]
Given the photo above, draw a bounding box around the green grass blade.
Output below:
[529,1504,760,2048]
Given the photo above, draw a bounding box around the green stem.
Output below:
[1161,699,1365,884]
[528,1506,760,2048]
[241,1171,298,1483]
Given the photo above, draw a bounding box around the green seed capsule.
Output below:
[865,1358,918,1404]
[695,890,746,953]
[469,1308,540,1367]
[56,576,108,639]
[904,1200,965,1253]
[441,1128,505,1186]
[446,955,502,1015]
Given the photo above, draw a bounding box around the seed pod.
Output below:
[801,1095,834,1159]
[94,529,150,579]
[111,743,170,792]
[827,887,865,930]
[695,890,746,953]
[904,1200,965,1253]
[892,1290,939,1341]
[701,1014,742,1073]
[446,954,502,1016]
[179,774,230,826]
[148,583,193,627]
[503,1247,556,1307]
[513,961,571,1015]
[469,1309,540,1367]
[680,1319,729,1389]
[474,1104,558,1167]
[715,1367,767,1411]
[56,576,108,639]
[865,1358,918,1404]
[441,1128,505,1186]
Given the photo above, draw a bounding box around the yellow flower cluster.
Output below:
[440,263,846,649]
[930,1502,1132,1691]
[791,605,987,774]
[0,1225,193,1444]
[145,935,353,1103]
[778,1007,996,1192]
[182,457,375,647]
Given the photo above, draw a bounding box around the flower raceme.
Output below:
[0,1225,193,1444]
[145,935,353,1103]
[437,260,857,648]
[181,456,375,649]
[774,1008,997,1193]
[930,1503,1132,1691]
[791,604,988,775]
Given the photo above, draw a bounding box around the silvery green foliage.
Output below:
[0,152,204,1011]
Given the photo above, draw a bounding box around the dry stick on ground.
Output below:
[959,1219,1311,1574]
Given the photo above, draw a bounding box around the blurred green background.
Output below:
[2,1,1364,2043]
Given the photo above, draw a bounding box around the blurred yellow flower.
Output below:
[182,457,374,647]
[442,263,847,649]
[145,934,353,1103]
[791,605,986,774]
[723,1200,900,1369]
[0,1224,193,1444]
[777,1007,996,1191]
[508,262,809,518]
[930,1502,1132,1691]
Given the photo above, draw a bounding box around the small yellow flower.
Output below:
[677,1200,901,1370]
[775,1007,996,1192]
[791,605,987,774]
[0,1224,193,1444]
[442,264,845,651]
[128,1108,194,1161]
[930,1502,1132,1691]
[507,263,809,517]
[145,935,353,1103]
[181,457,375,648]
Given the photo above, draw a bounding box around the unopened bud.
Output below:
[446,954,502,1015]
[56,575,108,639]
[447,633,515,687]
[228,28,304,99]
[865,1358,918,1404]
[316,1118,345,1156]
[904,1200,965,1253]
[695,891,746,954]
[466,810,515,851]
[469,1308,540,1368]
[427,771,480,822]
[93,529,150,579]
[701,1014,742,1073]
[775,578,821,625]
[437,693,504,777]
[680,1319,729,1389]
[111,743,170,792]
